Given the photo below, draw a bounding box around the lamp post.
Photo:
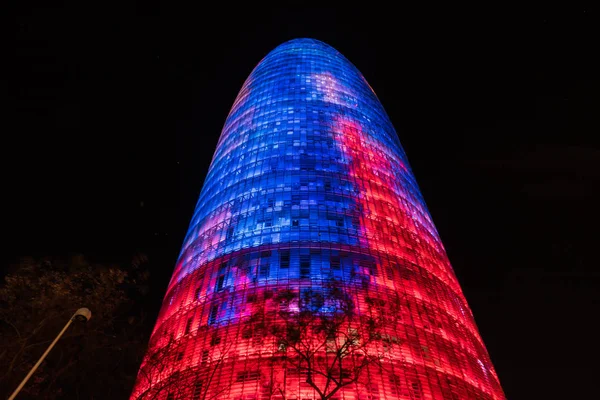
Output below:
[8,308,92,400]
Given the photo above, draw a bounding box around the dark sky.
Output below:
[7,3,600,399]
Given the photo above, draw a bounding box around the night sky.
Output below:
[7,4,599,399]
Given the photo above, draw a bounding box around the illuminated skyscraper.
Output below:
[131,38,505,400]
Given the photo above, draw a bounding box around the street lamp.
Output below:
[8,308,92,400]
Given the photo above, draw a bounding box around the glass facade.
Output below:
[131,38,505,400]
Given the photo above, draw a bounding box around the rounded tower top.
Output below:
[272,37,339,49]
[261,37,347,67]
[262,38,350,71]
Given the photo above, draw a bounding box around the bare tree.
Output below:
[133,331,234,400]
[262,280,399,400]
[259,357,287,400]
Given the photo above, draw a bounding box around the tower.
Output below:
[131,38,505,400]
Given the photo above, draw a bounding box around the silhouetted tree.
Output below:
[0,253,151,399]
[133,331,234,400]
[262,280,400,400]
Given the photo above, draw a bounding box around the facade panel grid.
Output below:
[131,38,505,400]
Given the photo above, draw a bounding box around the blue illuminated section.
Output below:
[168,39,431,289]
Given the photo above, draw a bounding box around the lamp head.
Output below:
[74,308,92,322]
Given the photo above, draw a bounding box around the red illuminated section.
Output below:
[334,116,461,300]
[332,116,503,398]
